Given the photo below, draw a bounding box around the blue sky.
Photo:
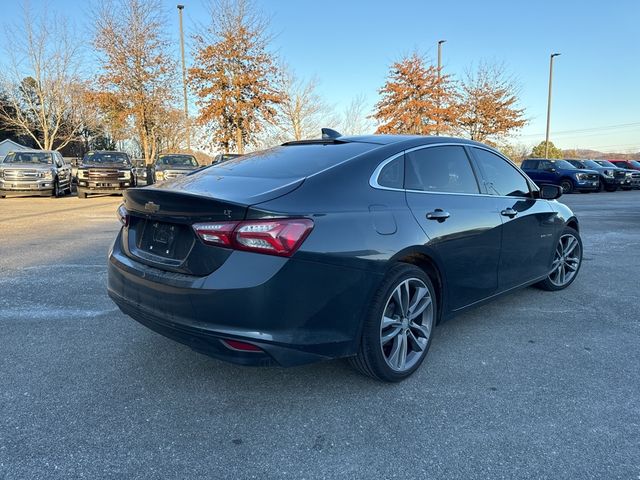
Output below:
[3,0,639,152]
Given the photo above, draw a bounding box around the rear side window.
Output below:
[521,160,536,169]
[377,155,404,189]
[209,142,377,179]
[405,146,479,194]
[472,148,531,197]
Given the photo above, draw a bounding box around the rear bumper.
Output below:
[107,231,381,367]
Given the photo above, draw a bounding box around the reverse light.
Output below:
[192,218,314,257]
[117,204,129,227]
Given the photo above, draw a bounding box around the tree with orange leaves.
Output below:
[189,0,281,154]
[372,52,458,136]
[456,62,527,143]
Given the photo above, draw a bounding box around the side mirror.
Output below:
[538,184,562,200]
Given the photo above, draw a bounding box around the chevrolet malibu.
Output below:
[108,133,583,382]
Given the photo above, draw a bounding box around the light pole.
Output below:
[436,39,446,136]
[177,4,190,151]
[544,53,561,158]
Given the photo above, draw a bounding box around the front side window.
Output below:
[473,148,531,197]
[405,146,479,194]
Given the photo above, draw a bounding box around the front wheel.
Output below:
[350,264,436,382]
[535,227,583,291]
[52,178,62,198]
[560,179,574,194]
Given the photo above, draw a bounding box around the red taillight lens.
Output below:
[221,339,262,352]
[192,218,314,257]
[192,221,237,246]
[117,204,129,227]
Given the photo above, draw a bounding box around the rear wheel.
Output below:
[560,179,574,194]
[350,264,436,382]
[535,227,582,291]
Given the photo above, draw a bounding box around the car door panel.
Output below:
[406,192,502,309]
[470,148,560,291]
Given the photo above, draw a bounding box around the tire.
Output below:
[350,264,437,382]
[77,189,88,199]
[535,226,583,291]
[560,179,574,194]
[605,185,618,192]
[52,178,62,198]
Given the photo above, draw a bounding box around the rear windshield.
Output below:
[208,142,377,179]
[2,152,52,164]
[157,155,198,167]
[83,152,130,164]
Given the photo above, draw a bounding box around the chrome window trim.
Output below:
[369,141,539,199]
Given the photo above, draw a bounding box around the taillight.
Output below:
[192,218,313,257]
[117,204,129,227]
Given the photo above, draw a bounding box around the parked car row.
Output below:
[0,150,209,198]
[521,158,640,193]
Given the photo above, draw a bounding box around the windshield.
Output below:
[583,160,602,169]
[208,142,377,179]
[554,160,577,169]
[628,160,640,168]
[596,160,617,168]
[157,155,198,167]
[2,152,53,164]
[83,152,129,164]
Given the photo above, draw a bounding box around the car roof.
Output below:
[338,134,484,148]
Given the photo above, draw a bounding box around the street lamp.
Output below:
[177,4,190,151]
[544,53,561,158]
[436,40,446,136]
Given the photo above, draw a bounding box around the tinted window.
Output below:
[405,146,479,194]
[2,152,53,164]
[157,155,198,167]
[209,142,376,179]
[554,160,578,169]
[473,148,531,197]
[539,160,554,170]
[521,160,537,169]
[377,155,404,189]
[83,152,130,164]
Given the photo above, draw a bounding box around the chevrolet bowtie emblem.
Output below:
[144,201,160,213]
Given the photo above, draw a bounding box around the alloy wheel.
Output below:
[379,278,433,372]
[561,180,573,194]
[549,233,581,287]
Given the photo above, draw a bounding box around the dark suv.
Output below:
[566,159,626,192]
[599,160,640,189]
[76,151,135,198]
[521,158,599,193]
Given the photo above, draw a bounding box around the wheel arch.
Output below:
[566,216,579,232]
[392,247,447,324]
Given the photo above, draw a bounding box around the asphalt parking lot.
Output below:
[1,192,639,479]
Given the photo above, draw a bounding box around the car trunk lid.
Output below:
[121,174,304,276]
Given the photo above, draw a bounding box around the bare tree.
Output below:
[270,65,336,141]
[93,0,178,164]
[340,94,373,135]
[0,3,89,150]
[189,0,281,154]
[456,62,527,143]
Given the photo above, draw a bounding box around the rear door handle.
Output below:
[426,209,450,222]
[501,208,518,218]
